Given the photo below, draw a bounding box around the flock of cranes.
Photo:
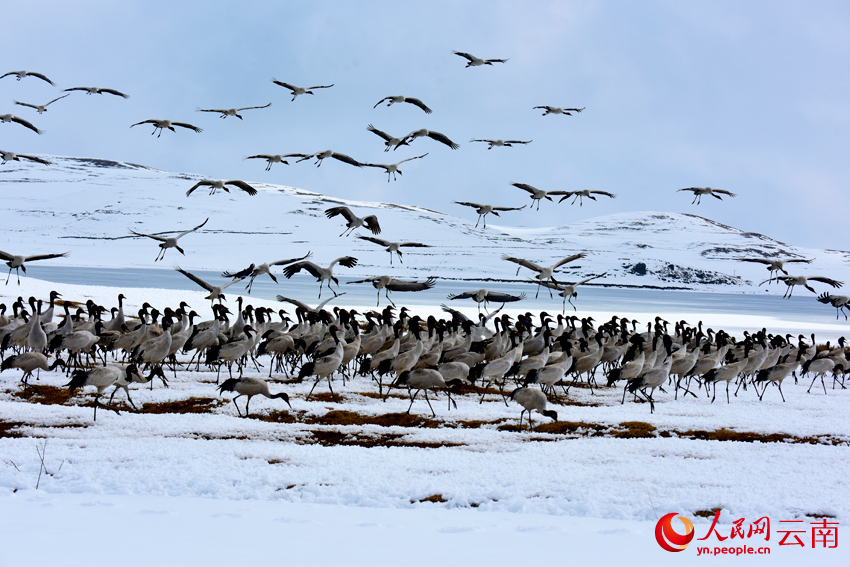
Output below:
[0,53,847,429]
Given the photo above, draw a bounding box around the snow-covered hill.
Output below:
[2,156,847,292]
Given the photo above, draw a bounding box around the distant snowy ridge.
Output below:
[1,155,847,293]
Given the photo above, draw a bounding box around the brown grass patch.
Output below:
[142,397,222,414]
[0,421,26,438]
[303,410,442,429]
[303,429,459,449]
[308,392,347,403]
[695,507,722,518]
[12,385,70,406]
[416,494,447,503]
[258,410,299,424]
[533,420,608,435]
[680,428,794,444]
[613,421,657,439]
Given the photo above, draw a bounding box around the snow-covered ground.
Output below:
[1,158,848,565]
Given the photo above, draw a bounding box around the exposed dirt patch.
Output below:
[678,428,794,444]
[142,397,223,414]
[695,508,722,518]
[613,421,657,439]
[0,421,26,438]
[307,392,347,403]
[303,410,443,429]
[12,385,70,406]
[258,410,300,424]
[303,429,459,449]
[416,494,447,503]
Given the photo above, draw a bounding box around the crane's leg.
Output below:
[424,390,435,417]
[406,388,418,414]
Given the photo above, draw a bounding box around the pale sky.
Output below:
[2,0,849,249]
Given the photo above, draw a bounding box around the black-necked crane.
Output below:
[501,252,587,298]
[402,128,459,150]
[347,275,436,306]
[509,386,557,430]
[282,256,358,298]
[131,119,202,137]
[0,250,69,285]
[739,257,813,283]
[453,201,526,228]
[558,190,617,206]
[174,266,239,304]
[1,70,54,85]
[817,293,850,320]
[533,105,585,116]
[0,150,50,165]
[13,94,69,114]
[222,251,311,293]
[355,235,429,265]
[295,150,362,168]
[245,153,301,171]
[510,182,565,210]
[764,275,843,298]
[363,153,428,182]
[186,179,257,196]
[754,359,797,402]
[196,102,271,119]
[373,95,432,114]
[677,187,736,204]
[453,51,509,67]
[366,124,411,152]
[271,79,334,100]
[1,353,64,395]
[325,206,380,237]
[0,114,42,134]
[67,364,144,420]
[469,138,532,149]
[64,86,129,98]
[393,369,461,416]
[537,273,608,312]
[299,325,345,400]
[128,217,208,262]
[626,347,673,413]
[447,289,526,312]
[802,354,836,395]
[218,376,290,417]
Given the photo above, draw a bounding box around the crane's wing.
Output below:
[22,252,69,262]
[330,256,358,269]
[27,72,55,85]
[222,263,255,279]
[307,84,334,90]
[347,277,380,285]
[552,252,588,269]
[330,152,362,167]
[325,206,356,222]
[711,189,736,197]
[485,58,509,64]
[426,131,459,149]
[275,295,312,312]
[128,229,168,243]
[447,291,478,300]
[186,180,211,196]
[492,205,527,212]
[130,119,157,128]
[484,291,525,303]
[100,88,130,98]
[269,252,312,266]
[46,94,71,105]
[362,216,381,235]
[454,201,485,209]
[404,97,432,114]
[17,154,51,165]
[236,103,272,111]
[590,191,616,198]
[13,101,38,110]
[0,250,15,262]
[282,261,323,279]
[174,267,214,292]
[574,272,607,286]
[504,140,532,145]
[196,108,227,114]
[176,217,209,238]
[677,187,700,193]
[172,122,203,133]
[366,123,394,142]
[501,254,543,273]
[440,303,471,322]
[356,235,390,247]
[511,182,538,194]
[271,80,297,91]
[808,277,844,289]
[225,180,258,196]
[398,242,429,248]
[373,97,391,109]
[9,115,41,134]
[452,51,476,62]
[386,277,437,292]
[785,258,814,264]
[739,258,772,266]
[397,153,428,164]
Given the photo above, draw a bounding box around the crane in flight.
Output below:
[14,94,69,114]
[282,256,359,298]
[196,103,271,119]
[677,187,737,205]
[186,179,257,196]
[501,252,588,298]
[533,105,585,116]
[1,70,54,85]
[222,252,312,293]
[558,190,617,207]
[271,79,334,101]
[0,250,69,285]
[373,95,432,114]
[355,235,430,265]
[131,119,202,138]
[128,218,209,262]
[453,202,526,228]
[347,275,437,307]
[363,153,428,182]
[469,138,532,149]
[64,86,130,98]
[325,206,380,237]
[453,51,509,67]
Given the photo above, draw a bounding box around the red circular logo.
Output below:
[655,512,695,552]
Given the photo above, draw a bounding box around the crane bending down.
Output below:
[282,256,359,298]
[355,235,429,264]
[174,266,239,304]
[558,190,617,206]
[453,51,509,67]
[453,202,526,228]
[129,217,208,261]
[218,376,290,417]
[677,187,736,205]
[373,95,432,114]
[347,275,436,307]
[131,119,202,137]
[196,102,271,119]
[363,153,428,182]
[325,206,381,237]
[0,250,69,285]
[222,251,312,293]
[14,94,69,114]
[186,179,257,196]
[271,79,334,101]
[501,253,587,298]
[533,106,584,116]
